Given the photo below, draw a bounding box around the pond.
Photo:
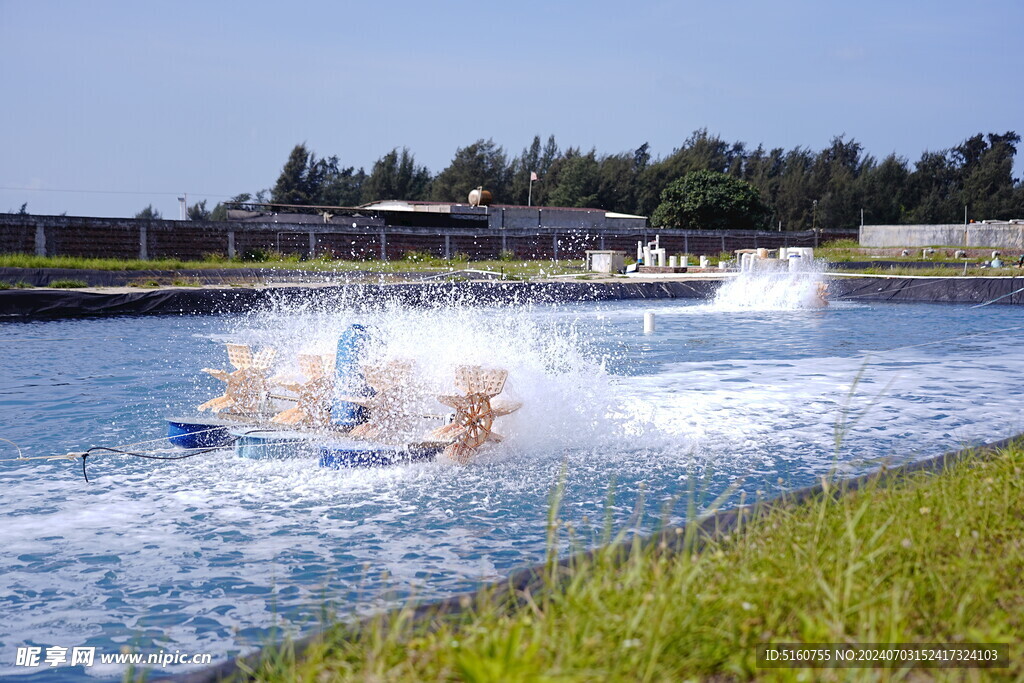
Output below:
[1,280,1022,680]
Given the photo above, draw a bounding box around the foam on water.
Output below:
[1,288,1023,680]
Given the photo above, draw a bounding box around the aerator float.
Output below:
[166,325,521,469]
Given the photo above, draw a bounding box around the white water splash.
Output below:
[711,258,829,311]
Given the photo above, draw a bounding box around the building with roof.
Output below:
[228,199,648,232]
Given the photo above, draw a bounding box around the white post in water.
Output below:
[643,311,655,333]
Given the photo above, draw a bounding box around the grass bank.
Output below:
[0,252,585,282]
[245,442,1023,681]
[840,265,1024,277]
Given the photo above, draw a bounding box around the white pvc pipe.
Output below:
[643,311,655,333]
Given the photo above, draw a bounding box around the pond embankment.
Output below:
[1,273,1023,318]
[176,434,1024,682]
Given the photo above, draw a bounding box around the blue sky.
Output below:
[1,0,1021,217]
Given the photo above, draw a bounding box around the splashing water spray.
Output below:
[712,247,829,311]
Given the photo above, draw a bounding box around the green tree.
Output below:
[651,169,769,230]
[546,148,601,207]
[271,144,367,208]
[210,193,253,221]
[636,129,737,216]
[314,157,365,206]
[362,148,430,202]
[594,143,650,214]
[431,138,510,203]
[771,148,815,230]
[810,136,869,230]
[135,204,161,219]
[958,132,1021,219]
[187,199,210,221]
[857,154,911,225]
[272,143,316,205]
[906,149,962,223]
[507,135,544,205]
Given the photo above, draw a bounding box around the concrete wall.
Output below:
[861,222,1024,248]
[0,213,854,261]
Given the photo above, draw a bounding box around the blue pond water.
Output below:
[1,289,1022,680]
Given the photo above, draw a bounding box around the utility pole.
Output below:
[812,199,818,247]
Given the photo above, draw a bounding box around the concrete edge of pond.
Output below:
[1,275,1023,319]
[165,431,1024,683]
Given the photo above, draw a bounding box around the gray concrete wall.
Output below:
[861,222,1024,248]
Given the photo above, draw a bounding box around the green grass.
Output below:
[820,238,860,249]
[47,278,88,288]
[849,265,1021,277]
[0,252,584,279]
[1,253,215,271]
[245,443,1024,681]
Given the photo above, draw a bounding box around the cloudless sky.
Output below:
[1,0,1021,217]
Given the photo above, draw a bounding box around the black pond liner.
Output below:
[165,432,1024,683]
[2,276,1024,320]
[0,280,720,319]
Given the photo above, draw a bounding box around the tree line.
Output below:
[200,130,1024,231]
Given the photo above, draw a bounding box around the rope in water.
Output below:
[971,284,1024,308]
[0,437,23,460]
[68,427,318,482]
[831,276,965,300]
[879,323,1024,353]
[76,443,234,483]
[830,274,1024,306]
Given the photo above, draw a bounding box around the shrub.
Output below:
[403,250,436,263]
[242,248,272,262]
